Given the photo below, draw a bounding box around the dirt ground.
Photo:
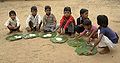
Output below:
[0,0,120,63]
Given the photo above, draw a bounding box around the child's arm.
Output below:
[59,16,65,28]
[37,15,42,28]
[7,25,14,29]
[26,15,31,28]
[79,30,87,37]
[53,14,57,25]
[88,29,98,41]
[91,33,103,51]
[16,17,20,27]
[42,16,46,28]
[64,16,74,30]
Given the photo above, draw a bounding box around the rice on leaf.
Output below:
[6,34,23,41]
[23,33,39,39]
[40,32,57,38]
[50,35,68,44]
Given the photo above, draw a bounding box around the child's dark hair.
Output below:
[45,5,51,10]
[31,6,37,12]
[83,19,92,26]
[64,6,71,13]
[97,15,108,27]
[9,10,16,16]
[80,8,88,14]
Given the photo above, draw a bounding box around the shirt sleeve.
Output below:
[43,15,46,27]
[52,14,57,23]
[100,28,106,35]
[26,15,31,27]
[38,15,42,25]
[59,16,65,28]
[77,18,80,25]
[64,16,74,29]
[4,18,10,26]
[16,17,20,27]
[80,29,87,36]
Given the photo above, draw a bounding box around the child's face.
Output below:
[64,11,71,17]
[84,25,91,30]
[81,11,88,19]
[10,14,16,20]
[45,9,51,15]
[31,10,37,16]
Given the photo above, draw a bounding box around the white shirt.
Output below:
[26,14,42,27]
[4,17,20,27]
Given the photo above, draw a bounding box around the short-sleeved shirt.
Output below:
[26,14,42,27]
[100,27,118,43]
[80,25,97,36]
[4,17,20,27]
[84,25,97,32]
[43,14,56,25]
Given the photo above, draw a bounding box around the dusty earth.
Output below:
[0,0,120,63]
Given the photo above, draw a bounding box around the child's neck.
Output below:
[32,14,36,18]
[11,18,15,21]
[46,13,51,16]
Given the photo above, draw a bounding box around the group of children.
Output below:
[5,6,119,54]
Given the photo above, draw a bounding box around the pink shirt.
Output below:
[80,25,97,35]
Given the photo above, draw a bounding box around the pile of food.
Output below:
[23,33,39,39]
[41,32,57,38]
[6,34,23,41]
[50,35,68,44]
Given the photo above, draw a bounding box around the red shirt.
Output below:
[60,15,75,29]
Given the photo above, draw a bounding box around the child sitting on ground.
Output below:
[26,6,42,32]
[78,19,98,43]
[75,8,89,34]
[90,15,119,54]
[57,6,75,37]
[4,10,21,34]
[43,5,57,32]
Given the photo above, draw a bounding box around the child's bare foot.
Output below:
[99,46,110,54]
[70,34,75,38]
[17,30,23,33]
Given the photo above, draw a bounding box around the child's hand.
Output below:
[57,28,61,34]
[26,27,31,32]
[12,25,16,28]
[60,29,65,35]
[36,26,40,31]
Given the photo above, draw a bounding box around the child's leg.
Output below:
[14,26,21,32]
[67,22,75,37]
[37,21,42,31]
[99,46,110,54]
[28,21,34,31]
[75,25,85,33]
[98,35,115,54]
[7,26,14,33]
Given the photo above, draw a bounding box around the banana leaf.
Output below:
[67,38,86,47]
[6,34,23,41]
[75,44,97,56]
[22,33,39,39]
[40,32,57,38]
[50,35,68,44]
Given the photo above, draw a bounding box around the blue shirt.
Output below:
[100,27,118,44]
